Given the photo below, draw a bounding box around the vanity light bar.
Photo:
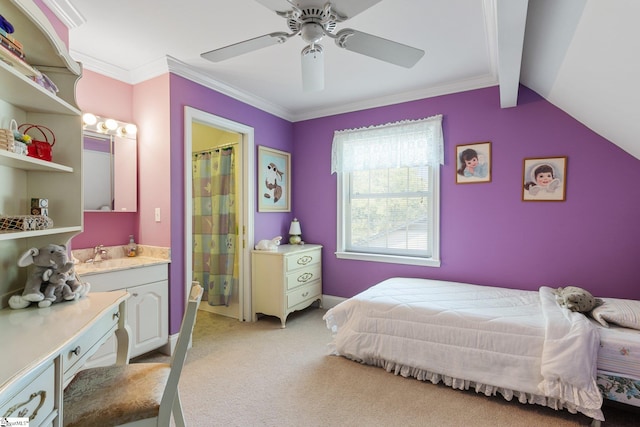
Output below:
[82,113,137,139]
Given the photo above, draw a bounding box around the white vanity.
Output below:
[74,251,171,364]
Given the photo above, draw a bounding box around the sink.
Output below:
[75,256,167,275]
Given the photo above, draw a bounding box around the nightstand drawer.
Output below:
[287,281,322,309]
[285,248,320,272]
[286,263,321,291]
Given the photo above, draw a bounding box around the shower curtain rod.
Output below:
[193,142,237,155]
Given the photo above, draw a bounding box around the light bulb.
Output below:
[82,113,97,126]
[125,123,137,135]
[105,119,118,130]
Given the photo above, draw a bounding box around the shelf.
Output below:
[0,149,73,172]
[0,58,79,115]
[0,225,82,241]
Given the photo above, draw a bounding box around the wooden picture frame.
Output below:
[522,156,567,201]
[258,146,291,212]
[455,142,491,184]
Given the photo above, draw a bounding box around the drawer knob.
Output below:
[297,255,312,266]
[302,291,309,298]
[71,346,81,356]
[297,272,313,283]
[113,311,120,320]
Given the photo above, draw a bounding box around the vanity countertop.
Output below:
[75,256,170,276]
[72,244,170,276]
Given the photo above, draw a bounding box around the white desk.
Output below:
[0,291,129,426]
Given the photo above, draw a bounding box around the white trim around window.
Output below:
[335,165,441,267]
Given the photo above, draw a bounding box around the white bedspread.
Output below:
[324,278,603,421]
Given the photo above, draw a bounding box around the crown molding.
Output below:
[291,74,499,122]
[43,0,85,28]
[76,50,497,123]
[165,56,294,121]
[70,50,134,82]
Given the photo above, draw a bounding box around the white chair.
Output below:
[63,283,204,427]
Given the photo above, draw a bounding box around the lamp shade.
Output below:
[289,218,302,235]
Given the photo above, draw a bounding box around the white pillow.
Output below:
[590,298,640,330]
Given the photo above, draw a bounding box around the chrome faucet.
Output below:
[87,245,108,263]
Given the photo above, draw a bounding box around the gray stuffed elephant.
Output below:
[9,244,90,309]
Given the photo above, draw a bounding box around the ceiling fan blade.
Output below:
[254,0,294,14]
[301,45,324,91]
[335,29,424,68]
[330,0,383,19]
[201,32,290,62]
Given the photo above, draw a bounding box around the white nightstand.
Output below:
[251,244,323,327]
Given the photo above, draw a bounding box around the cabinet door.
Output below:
[127,280,168,357]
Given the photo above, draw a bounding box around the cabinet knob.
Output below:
[297,272,313,283]
[297,255,312,265]
[71,346,81,356]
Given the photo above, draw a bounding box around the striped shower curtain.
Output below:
[192,147,237,306]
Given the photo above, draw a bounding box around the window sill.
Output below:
[335,251,441,267]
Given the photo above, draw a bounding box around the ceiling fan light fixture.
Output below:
[301,44,324,92]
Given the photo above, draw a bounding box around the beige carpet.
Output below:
[134,307,638,426]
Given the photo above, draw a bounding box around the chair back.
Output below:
[158,281,203,422]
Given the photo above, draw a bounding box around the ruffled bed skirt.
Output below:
[338,353,604,422]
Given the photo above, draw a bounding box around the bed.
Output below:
[593,311,640,410]
[323,278,640,424]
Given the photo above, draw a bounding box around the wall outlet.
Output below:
[155,208,161,222]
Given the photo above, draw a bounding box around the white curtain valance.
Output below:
[331,114,443,174]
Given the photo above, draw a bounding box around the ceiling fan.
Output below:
[200,0,425,91]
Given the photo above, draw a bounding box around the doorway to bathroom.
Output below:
[184,107,255,321]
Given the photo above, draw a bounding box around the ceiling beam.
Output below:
[496,0,529,108]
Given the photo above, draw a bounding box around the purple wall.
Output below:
[292,86,640,300]
[167,74,294,331]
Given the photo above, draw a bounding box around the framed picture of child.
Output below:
[522,156,567,201]
[456,142,491,184]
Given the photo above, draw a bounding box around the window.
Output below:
[332,115,443,267]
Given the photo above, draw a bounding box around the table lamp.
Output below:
[289,218,302,244]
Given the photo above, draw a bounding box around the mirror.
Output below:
[82,114,137,212]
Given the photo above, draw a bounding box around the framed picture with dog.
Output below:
[258,146,291,212]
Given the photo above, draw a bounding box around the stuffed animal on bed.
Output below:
[9,244,90,309]
[552,286,603,313]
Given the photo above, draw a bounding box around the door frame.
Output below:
[184,106,255,321]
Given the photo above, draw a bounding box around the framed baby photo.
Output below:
[522,156,567,201]
[258,146,291,212]
[455,142,492,184]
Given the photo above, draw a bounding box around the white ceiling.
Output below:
[48,0,640,159]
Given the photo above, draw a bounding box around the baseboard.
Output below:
[160,334,177,356]
[322,294,347,310]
